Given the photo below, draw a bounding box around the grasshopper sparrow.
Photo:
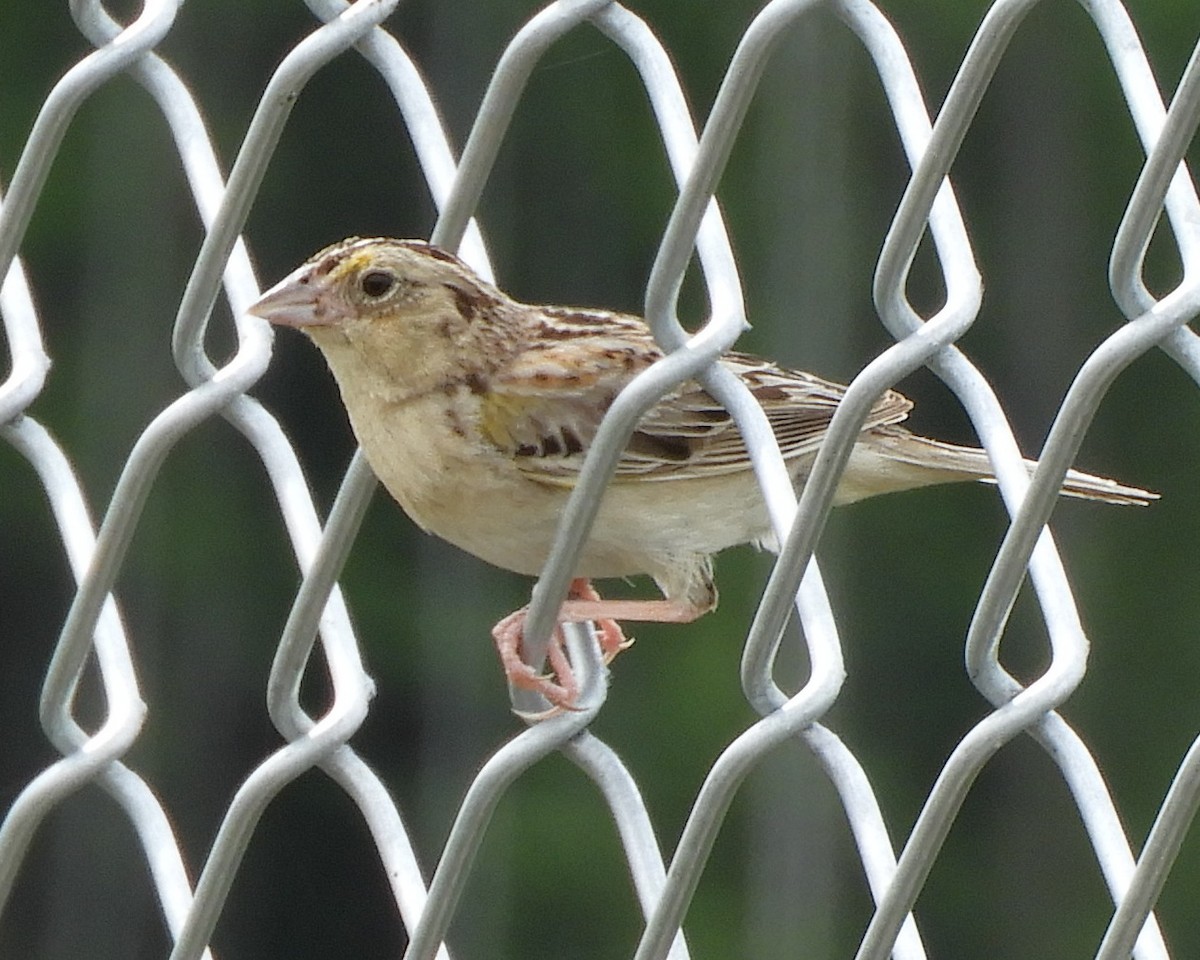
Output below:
[249,237,1156,711]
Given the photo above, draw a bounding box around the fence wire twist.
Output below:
[2,1,1199,958]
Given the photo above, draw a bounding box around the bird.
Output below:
[248,236,1156,713]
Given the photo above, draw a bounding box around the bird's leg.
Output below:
[491,578,707,714]
[563,578,633,664]
[558,580,707,652]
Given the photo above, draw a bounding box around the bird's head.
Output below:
[249,237,508,400]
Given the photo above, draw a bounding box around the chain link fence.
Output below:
[2,1,1199,958]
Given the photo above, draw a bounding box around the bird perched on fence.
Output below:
[249,236,1156,714]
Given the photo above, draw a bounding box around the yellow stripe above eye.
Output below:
[330,248,383,280]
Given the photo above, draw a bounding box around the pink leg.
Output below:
[566,578,633,664]
[490,578,708,714]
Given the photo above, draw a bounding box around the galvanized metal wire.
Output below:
[1,1,1197,958]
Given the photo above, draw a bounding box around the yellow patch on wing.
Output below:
[479,392,545,452]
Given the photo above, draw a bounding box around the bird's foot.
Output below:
[491,578,634,717]
[491,608,580,717]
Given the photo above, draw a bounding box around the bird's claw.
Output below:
[492,608,580,715]
[492,579,636,718]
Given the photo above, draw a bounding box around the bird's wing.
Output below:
[480,329,661,467]
[629,354,913,479]
[482,334,913,486]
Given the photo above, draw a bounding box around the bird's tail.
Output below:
[841,425,1158,507]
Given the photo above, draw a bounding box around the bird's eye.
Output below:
[359,269,397,299]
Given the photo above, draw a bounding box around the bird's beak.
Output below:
[247,268,347,328]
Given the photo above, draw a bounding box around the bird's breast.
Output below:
[343,390,572,575]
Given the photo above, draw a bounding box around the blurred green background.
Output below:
[2,1,1199,958]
